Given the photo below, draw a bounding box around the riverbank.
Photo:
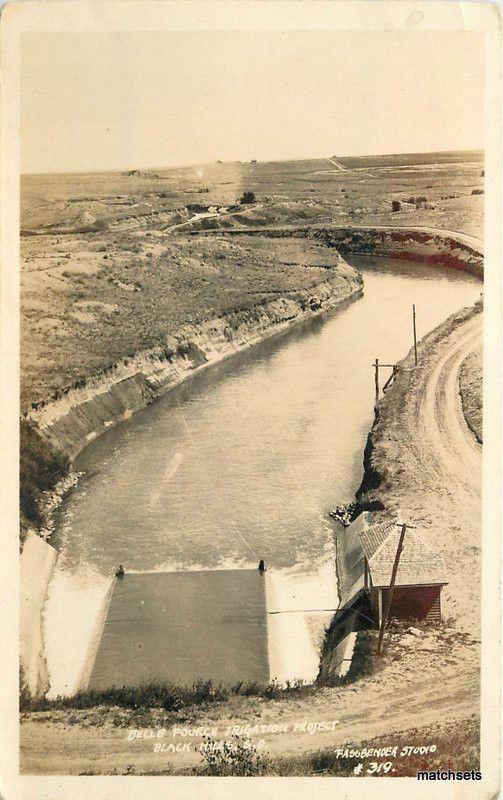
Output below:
[194,225,483,278]
[22,232,356,411]
[26,261,361,460]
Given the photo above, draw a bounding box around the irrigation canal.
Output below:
[43,256,481,696]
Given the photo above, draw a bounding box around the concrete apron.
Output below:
[20,533,57,696]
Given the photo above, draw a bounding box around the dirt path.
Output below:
[162,210,219,233]
[326,157,348,173]
[20,659,479,774]
[163,205,256,234]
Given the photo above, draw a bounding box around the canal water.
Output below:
[43,257,481,696]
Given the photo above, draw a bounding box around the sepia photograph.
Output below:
[1,1,500,796]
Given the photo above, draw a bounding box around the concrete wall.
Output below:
[20,533,57,696]
[318,607,361,682]
[331,631,358,678]
[335,525,365,610]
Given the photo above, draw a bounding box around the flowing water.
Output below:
[43,257,481,695]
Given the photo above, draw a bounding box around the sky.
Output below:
[21,29,484,174]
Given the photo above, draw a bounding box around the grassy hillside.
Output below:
[21,234,346,409]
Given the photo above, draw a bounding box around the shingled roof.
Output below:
[359,519,395,560]
[366,527,448,588]
[346,513,448,588]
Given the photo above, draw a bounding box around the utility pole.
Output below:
[412,304,418,366]
[376,522,408,656]
[374,358,379,406]
[372,361,398,402]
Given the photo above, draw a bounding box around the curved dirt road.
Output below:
[362,299,483,644]
[419,311,482,515]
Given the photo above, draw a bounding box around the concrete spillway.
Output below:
[86,569,270,690]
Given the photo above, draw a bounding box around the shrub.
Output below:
[19,666,31,710]
[196,736,269,776]
[198,218,219,230]
[240,191,256,205]
[21,680,230,713]
[20,419,69,530]
[176,342,191,358]
[21,677,315,713]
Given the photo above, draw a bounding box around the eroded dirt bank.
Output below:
[323,225,483,278]
[195,224,483,278]
[27,261,361,459]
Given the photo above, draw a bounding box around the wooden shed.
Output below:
[358,519,448,625]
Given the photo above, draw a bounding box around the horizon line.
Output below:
[21,147,484,178]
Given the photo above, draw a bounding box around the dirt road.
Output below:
[420,312,482,515]
[361,300,483,635]
[20,656,479,774]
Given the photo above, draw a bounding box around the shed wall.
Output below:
[380,585,442,623]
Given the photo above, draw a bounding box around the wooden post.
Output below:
[374,358,379,406]
[377,589,383,626]
[412,304,418,366]
[376,523,407,656]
